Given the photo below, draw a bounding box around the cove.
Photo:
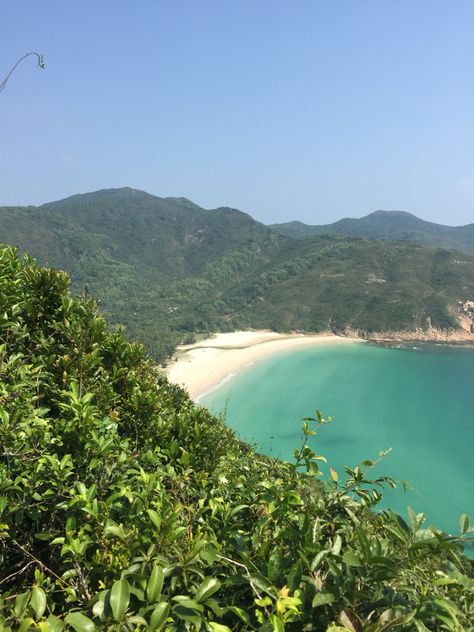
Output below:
[201,342,474,538]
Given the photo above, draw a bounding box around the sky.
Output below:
[1,1,473,225]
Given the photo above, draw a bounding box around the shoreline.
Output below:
[164,328,474,401]
[164,330,364,401]
[363,330,474,345]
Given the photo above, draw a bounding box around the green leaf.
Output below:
[224,606,252,625]
[196,577,221,602]
[65,515,76,534]
[407,506,424,532]
[147,564,164,603]
[110,579,130,622]
[92,592,108,619]
[230,504,248,517]
[19,618,36,632]
[413,619,431,632]
[205,597,224,617]
[384,523,409,544]
[43,616,65,632]
[14,591,30,618]
[287,560,302,591]
[447,568,474,592]
[459,513,470,535]
[147,509,162,530]
[332,534,342,556]
[126,616,147,626]
[64,612,96,632]
[370,556,398,572]
[270,614,285,632]
[248,573,273,595]
[104,524,127,541]
[208,624,232,632]
[267,548,283,581]
[200,546,218,565]
[31,586,47,620]
[173,600,203,626]
[312,592,335,608]
[148,602,170,630]
[433,596,460,619]
[255,596,272,607]
[310,550,328,571]
[343,551,362,567]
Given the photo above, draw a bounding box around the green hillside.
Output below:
[0,189,281,359]
[0,247,472,630]
[0,188,278,288]
[222,239,474,333]
[270,211,474,255]
[1,190,473,362]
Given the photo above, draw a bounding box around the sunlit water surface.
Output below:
[201,343,474,537]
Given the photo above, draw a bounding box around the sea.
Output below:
[201,342,474,539]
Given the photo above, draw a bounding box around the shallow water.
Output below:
[201,343,474,537]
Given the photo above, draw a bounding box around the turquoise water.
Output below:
[201,343,474,537]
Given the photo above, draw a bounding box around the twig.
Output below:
[12,540,69,588]
[216,554,263,600]
[0,560,35,586]
[74,562,92,602]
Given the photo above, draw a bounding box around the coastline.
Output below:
[362,329,474,348]
[164,326,474,401]
[164,330,363,401]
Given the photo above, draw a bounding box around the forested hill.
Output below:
[270,210,474,255]
[1,188,474,362]
[0,188,278,283]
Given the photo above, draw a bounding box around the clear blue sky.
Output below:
[1,1,473,225]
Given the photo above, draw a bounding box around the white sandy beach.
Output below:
[165,330,363,400]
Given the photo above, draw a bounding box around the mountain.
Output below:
[1,189,473,361]
[2,187,278,282]
[270,210,474,254]
[0,188,283,358]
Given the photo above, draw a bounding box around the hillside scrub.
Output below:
[2,189,474,363]
[0,246,473,631]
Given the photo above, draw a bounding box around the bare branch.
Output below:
[216,554,263,601]
[0,52,45,94]
[0,560,35,587]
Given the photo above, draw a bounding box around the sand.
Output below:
[165,330,363,400]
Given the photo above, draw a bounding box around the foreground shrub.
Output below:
[0,246,472,631]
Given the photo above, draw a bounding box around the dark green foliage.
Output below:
[270,210,474,255]
[1,189,474,363]
[0,247,473,630]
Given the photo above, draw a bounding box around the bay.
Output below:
[201,342,474,537]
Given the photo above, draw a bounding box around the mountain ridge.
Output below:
[1,187,473,361]
[270,209,474,253]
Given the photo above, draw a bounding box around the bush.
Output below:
[0,247,472,631]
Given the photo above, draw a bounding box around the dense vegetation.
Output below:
[270,211,474,255]
[0,247,473,631]
[1,189,474,363]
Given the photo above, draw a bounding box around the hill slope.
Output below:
[1,187,279,286]
[270,210,474,255]
[1,190,474,361]
[0,246,472,630]
[0,188,282,359]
